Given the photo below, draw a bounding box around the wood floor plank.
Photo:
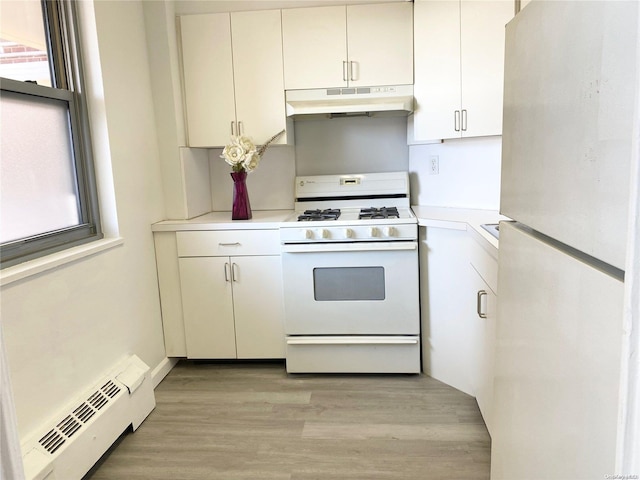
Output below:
[84,361,490,480]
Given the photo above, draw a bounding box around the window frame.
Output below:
[0,0,102,268]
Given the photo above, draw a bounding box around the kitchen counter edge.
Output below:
[151,210,294,232]
[411,205,511,259]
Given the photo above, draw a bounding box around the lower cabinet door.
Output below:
[232,256,285,358]
[179,257,237,359]
[470,264,497,435]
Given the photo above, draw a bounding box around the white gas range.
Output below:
[279,171,420,374]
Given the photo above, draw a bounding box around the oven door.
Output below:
[281,241,419,335]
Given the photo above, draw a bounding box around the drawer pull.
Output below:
[218,242,241,247]
[477,290,488,318]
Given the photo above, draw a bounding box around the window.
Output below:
[0,0,101,268]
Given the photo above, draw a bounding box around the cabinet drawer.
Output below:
[177,230,280,257]
[470,239,498,294]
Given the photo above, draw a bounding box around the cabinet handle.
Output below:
[238,121,243,135]
[477,290,487,318]
[454,110,461,132]
[231,262,238,282]
[350,61,356,81]
[462,109,468,131]
[343,61,348,81]
[224,262,231,282]
[218,242,241,247]
[231,121,235,136]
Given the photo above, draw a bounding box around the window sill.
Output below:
[0,237,124,287]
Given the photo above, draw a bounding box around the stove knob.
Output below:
[303,229,313,239]
[369,227,378,237]
[384,226,396,237]
[320,229,330,239]
[344,228,353,239]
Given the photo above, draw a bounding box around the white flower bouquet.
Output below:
[220,129,285,173]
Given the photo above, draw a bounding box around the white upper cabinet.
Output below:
[282,2,413,90]
[231,10,290,145]
[346,3,414,87]
[282,6,347,90]
[411,0,513,142]
[180,13,235,148]
[179,10,290,147]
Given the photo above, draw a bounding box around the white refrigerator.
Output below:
[491,1,638,479]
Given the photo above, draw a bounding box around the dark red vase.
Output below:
[231,171,252,220]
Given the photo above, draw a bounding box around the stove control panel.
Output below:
[282,223,417,243]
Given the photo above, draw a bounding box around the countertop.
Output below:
[411,206,511,257]
[151,210,294,232]
[152,207,511,257]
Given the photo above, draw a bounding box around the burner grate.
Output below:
[359,207,400,220]
[297,209,341,222]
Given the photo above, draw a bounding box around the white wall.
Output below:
[409,136,502,209]
[0,0,167,441]
[143,0,189,220]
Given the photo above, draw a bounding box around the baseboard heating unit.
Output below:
[21,355,156,480]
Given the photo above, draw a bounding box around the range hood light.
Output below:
[328,112,372,119]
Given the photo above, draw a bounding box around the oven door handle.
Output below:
[280,241,417,253]
[286,336,419,346]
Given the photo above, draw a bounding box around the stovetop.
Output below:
[296,207,402,222]
[297,209,342,222]
[284,206,414,225]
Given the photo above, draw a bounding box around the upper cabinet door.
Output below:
[346,2,413,87]
[411,0,513,143]
[180,14,236,147]
[231,10,289,144]
[460,0,513,138]
[412,0,461,141]
[282,6,348,90]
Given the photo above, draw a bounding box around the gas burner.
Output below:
[359,207,400,220]
[297,209,341,222]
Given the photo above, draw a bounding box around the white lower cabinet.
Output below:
[420,224,499,433]
[176,230,285,359]
[420,226,476,395]
[469,260,497,434]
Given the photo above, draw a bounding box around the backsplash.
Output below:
[293,116,409,176]
[209,146,296,211]
[409,136,502,210]
[205,121,502,212]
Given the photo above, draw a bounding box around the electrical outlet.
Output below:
[429,155,439,175]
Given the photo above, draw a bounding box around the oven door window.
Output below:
[313,267,385,301]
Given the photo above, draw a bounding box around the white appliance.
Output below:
[285,85,414,119]
[492,2,638,479]
[280,171,420,373]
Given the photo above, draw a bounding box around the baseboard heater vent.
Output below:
[36,379,124,457]
[22,355,156,480]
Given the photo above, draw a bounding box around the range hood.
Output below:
[285,85,414,119]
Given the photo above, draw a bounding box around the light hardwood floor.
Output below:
[85,361,490,480]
